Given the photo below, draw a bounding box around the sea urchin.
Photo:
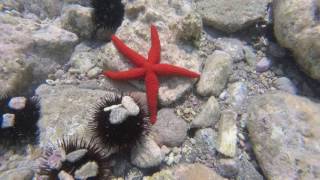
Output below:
[0,96,40,145]
[37,138,112,180]
[89,92,150,151]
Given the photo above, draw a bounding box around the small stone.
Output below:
[1,113,15,128]
[58,170,75,180]
[226,82,248,110]
[66,149,88,163]
[268,42,286,58]
[273,77,297,94]
[0,168,34,180]
[197,50,232,96]
[121,96,140,116]
[74,161,99,179]
[131,137,163,168]
[217,159,239,178]
[192,96,220,128]
[215,38,245,62]
[216,111,238,157]
[194,128,217,156]
[161,145,171,156]
[8,97,27,110]
[244,46,257,67]
[109,107,130,124]
[256,57,271,73]
[103,104,122,112]
[47,149,66,170]
[153,108,188,147]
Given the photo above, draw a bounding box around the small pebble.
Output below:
[161,145,171,156]
[66,149,88,163]
[109,107,130,124]
[256,57,271,73]
[273,77,297,94]
[46,79,56,86]
[121,96,140,116]
[103,104,122,112]
[48,149,66,170]
[217,159,239,178]
[58,170,75,180]
[8,97,27,110]
[1,113,15,128]
[74,161,99,179]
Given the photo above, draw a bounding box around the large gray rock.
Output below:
[100,0,201,105]
[152,108,188,147]
[247,92,320,179]
[31,25,79,64]
[197,50,232,96]
[146,163,226,180]
[273,0,320,80]
[35,84,107,146]
[60,4,94,39]
[191,96,220,128]
[131,137,163,168]
[0,13,37,96]
[195,0,270,33]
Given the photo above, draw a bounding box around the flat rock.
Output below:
[215,38,245,62]
[226,82,248,111]
[247,92,320,179]
[152,108,188,147]
[191,96,220,128]
[197,50,232,97]
[60,4,94,39]
[216,110,238,157]
[35,84,107,146]
[273,0,320,80]
[100,0,201,105]
[74,161,99,179]
[131,137,163,168]
[32,25,79,64]
[195,0,270,33]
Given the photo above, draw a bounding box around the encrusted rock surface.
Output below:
[248,92,320,179]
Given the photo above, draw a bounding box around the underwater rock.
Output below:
[66,149,87,163]
[273,0,320,80]
[217,158,239,178]
[194,128,217,157]
[109,107,130,124]
[175,13,203,43]
[273,77,297,94]
[74,161,99,179]
[172,163,226,180]
[195,0,270,33]
[237,156,264,180]
[121,96,140,116]
[226,82,248,111]
[197,50,232,97]
[255,57,271,73]
[131,137,162,168]
[153,108,188,147]
[216,110,238,157]
[35,84,107,146]
[191,96,220,128]
[8,97,27,110]
[215,38,245,62]
[247,92,320,179]
[60,4,94,39]
[0,168,34,180]
[32,25,79,64]
[100,0,201,105]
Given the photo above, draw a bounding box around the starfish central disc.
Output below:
[103,25,200,124]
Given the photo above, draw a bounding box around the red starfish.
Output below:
[103,25,200,124]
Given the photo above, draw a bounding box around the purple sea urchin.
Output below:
[38,138,112,180]
[0,96,40,145]
[91,0,124,31]
[89,92,150,150]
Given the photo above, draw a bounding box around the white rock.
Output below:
[121,96,140,116]
[1,113,15,128]
[216,111,238,157]
[8,97,27,110]
[66,149,87,163]
[74,161,99,179]
[131,137,163,168]
[109,107,130,124]
[58,170,75,180]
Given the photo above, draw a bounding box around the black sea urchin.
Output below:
[91,0,125,30]
[89,92,150,151]
[0,96,40,145]
[38,138,112,180]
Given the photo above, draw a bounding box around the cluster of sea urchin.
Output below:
[91,0,125,31]
[0,96,40,145]
[37,138,112,180]
[89,92,150,151]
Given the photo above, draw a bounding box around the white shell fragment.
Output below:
[74,161,99,179]
[58,170,75,180]
[109,107,130,124]
[121,96,140,116]
[1,113,15,128]
[8,97,27,110]
[103,104,122,112]
[66,149,88,163]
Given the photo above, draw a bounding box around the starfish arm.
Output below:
[154,64,200,78]
[111,35,146,67]
[147,25,161,64]
[103,68,145,80]
[145,71,159,124]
